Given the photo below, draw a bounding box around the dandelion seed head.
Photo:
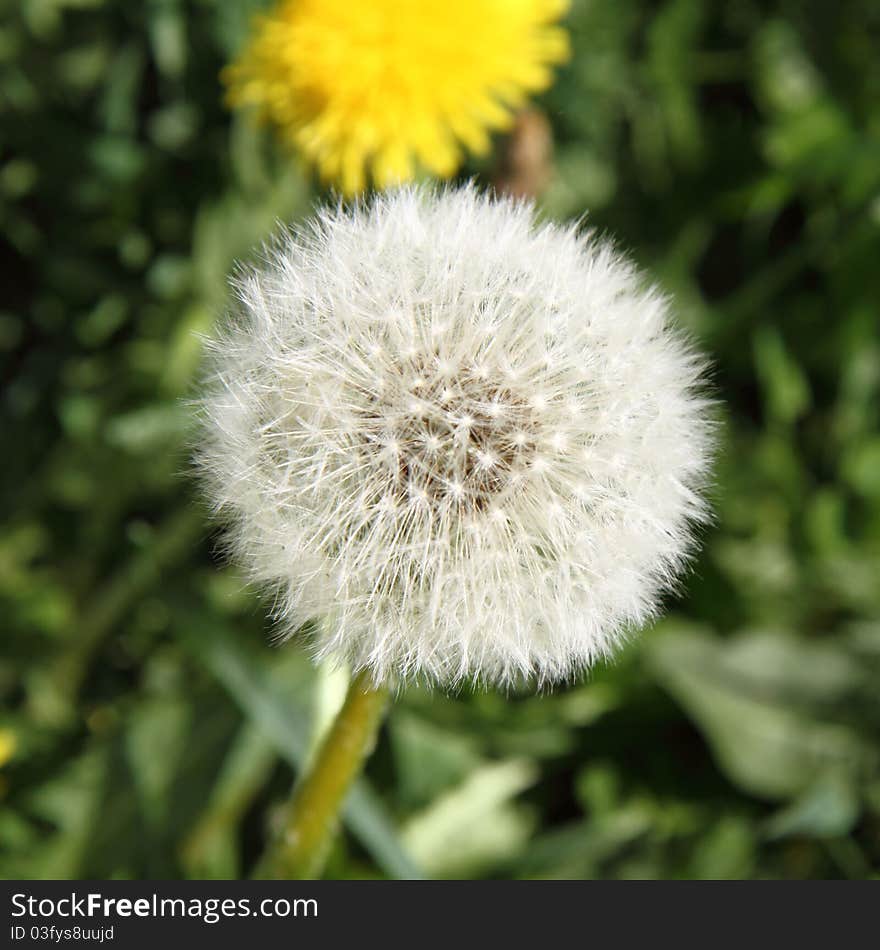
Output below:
[196,186,714,688]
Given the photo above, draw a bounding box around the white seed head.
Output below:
[196,186,713,688]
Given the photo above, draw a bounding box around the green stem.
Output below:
[256,669,389,879]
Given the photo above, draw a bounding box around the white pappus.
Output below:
[196,185,713,688]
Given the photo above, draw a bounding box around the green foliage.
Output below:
[2,0,879,879]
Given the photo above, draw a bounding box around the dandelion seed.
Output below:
[196,186,713,687]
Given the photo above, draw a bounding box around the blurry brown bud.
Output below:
[493,108,554,200]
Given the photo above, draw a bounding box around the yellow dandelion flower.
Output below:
[224,0,570,195]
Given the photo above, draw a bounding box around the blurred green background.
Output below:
[2,0,880,880]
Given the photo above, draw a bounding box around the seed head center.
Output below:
[359,355,542,514]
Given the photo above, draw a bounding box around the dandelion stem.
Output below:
[256,669,389,879]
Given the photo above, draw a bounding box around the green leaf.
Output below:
[646,626,871,799]
[753,326,811,426]
[766,771,860,839]
[401,759,537,877]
